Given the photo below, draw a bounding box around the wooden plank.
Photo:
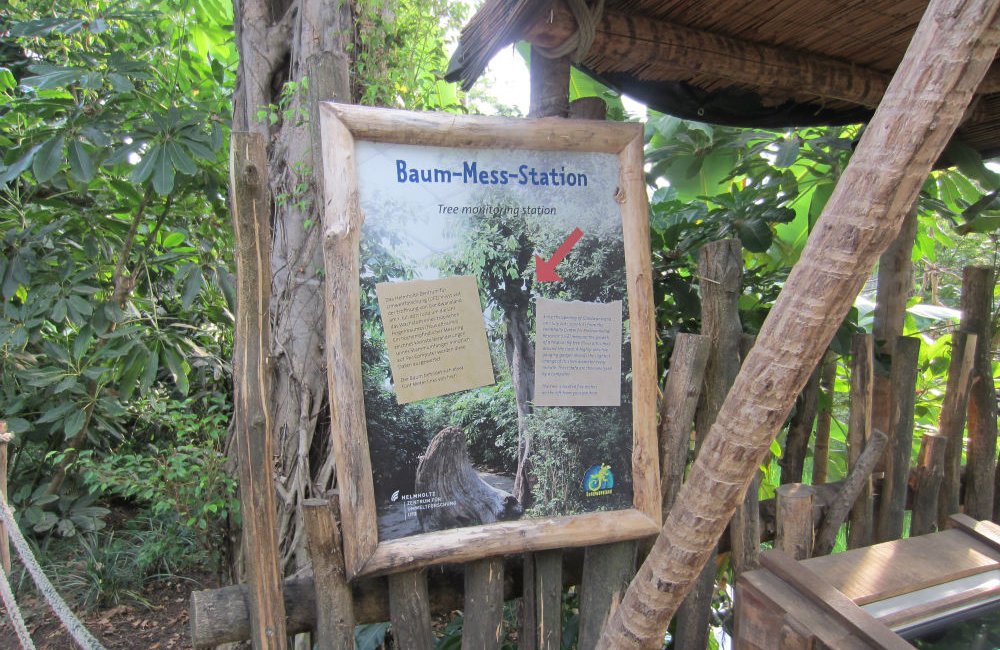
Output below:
[302,497,354,649]
[910,434,946,537]
[805,527,1000,604]
[814,430,889,556]
[230,131,288,649]
[578,541,637,650]
[948,513,1000,552]
[960,267,998,521]
[463,557,506,650]
[938,331,978,527]
[776,484,815,560]
[317,106,378,579]
[534,551,563,650]
[388,571,434,650]
[875,336,921,543]
[760,550,914,650]
[325,103,637,154]
[847,333,875,549]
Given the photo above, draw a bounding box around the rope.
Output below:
[0,563,35,649]
[0,499,106,650]
[535,0,605,61]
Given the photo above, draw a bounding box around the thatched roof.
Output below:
[446,0,1000,157]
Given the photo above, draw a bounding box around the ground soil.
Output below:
[0,569,218,649]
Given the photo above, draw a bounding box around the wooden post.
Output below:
[529,48,571,118]
[0,421,9,574]
[847,333,875,549]
[463,558,505,650]
[776,484,815,560]
[230,131,288,649]
[578,541,638,650]
[675,240,744,650]
[388,571,434,650]
[910,434,947,537]
[531,551,564,650]
[811,353,838,484]
[814,430,889,556]
[960,266,998,521]
[658,334,711,522]
[939,331,978,527]
[876,336,921,543]
[781,365,821,485]
[302,496,354,649]
[871,204,919,439]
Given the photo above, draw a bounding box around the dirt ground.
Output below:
[0,571,216,649]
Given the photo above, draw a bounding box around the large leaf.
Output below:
[32,136,65,183]
[734,219,773,253]
[67,140,95,182]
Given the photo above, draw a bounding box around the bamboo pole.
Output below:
[599,0,1000,644]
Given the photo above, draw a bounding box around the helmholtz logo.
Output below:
[583,463,614,497]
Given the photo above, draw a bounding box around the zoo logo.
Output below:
[583,463,614,497]
[390,490,401,503]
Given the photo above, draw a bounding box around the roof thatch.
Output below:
[446,0,1000,157]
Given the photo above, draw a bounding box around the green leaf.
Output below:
[130,144,162,184]
[161,347,189,395]
[118,348,146,400]
[162,232,185,248]
[774,137,801,168]
[152,146,176,195]
[63,408,86,438]
[23,64,83,89]
[67,294,94,318]
[181,267,203,309]
[0,144,42,184]
[72,325,94,360]
[67,140,95,182]
[0,68,15,91]
[140,346,160,393]
[734,219,773,252]
[166,141,197,175]
[51,298,68,323]
[32,136,65,183]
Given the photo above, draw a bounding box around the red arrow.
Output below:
[535,227,584,282]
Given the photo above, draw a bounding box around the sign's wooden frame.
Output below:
[319,103,660,580]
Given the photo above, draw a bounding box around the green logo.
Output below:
[583,463,614,497]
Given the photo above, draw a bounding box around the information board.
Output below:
[320,104,659,578]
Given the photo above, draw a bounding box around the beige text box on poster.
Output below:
[376,276,495,404]
[534,298,623,407]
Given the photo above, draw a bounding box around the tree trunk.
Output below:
[598,0,1000,645]
[506,303,537,507]
[231,0,354,579]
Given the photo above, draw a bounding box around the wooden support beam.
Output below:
[811,353,837,485]
[230,132,288,649]
[525,4,1000,109]
[578,542,638,650]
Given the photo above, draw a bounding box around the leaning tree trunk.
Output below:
[231,0,353,578]
[598,0,1000,646]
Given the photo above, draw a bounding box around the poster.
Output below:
[356,140,635,542]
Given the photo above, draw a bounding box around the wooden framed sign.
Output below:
[319,104,659,579]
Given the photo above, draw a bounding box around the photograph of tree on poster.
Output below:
[355,141,635,541]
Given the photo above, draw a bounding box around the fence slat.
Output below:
[302,496,354,649]
[875,336,921,543]
[847,333,875,549]
[911,433,947,536]
[388,570,434,650]
[462,557,505,650]
[578,541,637,649]
[776,484,815,560]
[939,331,977,528]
